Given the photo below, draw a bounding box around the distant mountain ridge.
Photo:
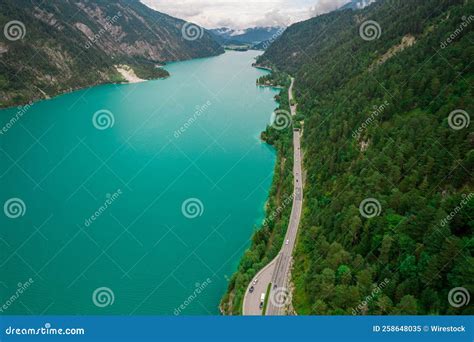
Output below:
[0,0,223,107]
[340,0,377,10]
[209,26,285,46]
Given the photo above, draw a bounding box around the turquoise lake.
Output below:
[0,50,278,314]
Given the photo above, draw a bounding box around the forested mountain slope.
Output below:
[0,0,223,107]
[259,0,473,314]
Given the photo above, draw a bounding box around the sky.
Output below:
[141,0,351,30]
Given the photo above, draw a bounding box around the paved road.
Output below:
[242,259,276,315]
[243,78,303,315]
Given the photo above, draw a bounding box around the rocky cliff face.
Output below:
[0,0,224,107]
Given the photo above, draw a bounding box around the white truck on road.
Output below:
[259,293,265,309]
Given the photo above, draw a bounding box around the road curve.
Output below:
[242,258,276,315]
[243,77,303,315]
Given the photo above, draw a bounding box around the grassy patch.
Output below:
[262,282,272,316]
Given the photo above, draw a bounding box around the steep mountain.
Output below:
[210,26,284,46]
[223,0,473,315]
[0,0,223,107]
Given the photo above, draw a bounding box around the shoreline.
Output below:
[257,84,285,90]
[220,72,295,315]
[0,73,170,111]
[0,51,228,110]
[252,63,273,72]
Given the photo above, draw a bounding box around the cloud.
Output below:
[253,9,294,28]
[141,0,351,29]
[308,0,351,16]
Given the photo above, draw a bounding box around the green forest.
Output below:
[224,0,473,315]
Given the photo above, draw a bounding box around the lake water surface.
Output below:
[0,50,278,314]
